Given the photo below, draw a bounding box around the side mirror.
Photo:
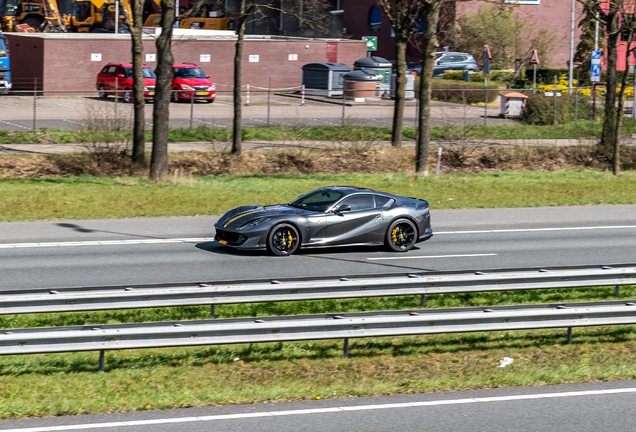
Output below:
[205,74,211,78]
[116,73,125,78]
[335,204,351,213]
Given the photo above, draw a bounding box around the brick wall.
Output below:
[5,34,366,94]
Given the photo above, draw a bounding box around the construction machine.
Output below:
[66,0,133,32]
[0,0,66,32]
[143,0,234,30]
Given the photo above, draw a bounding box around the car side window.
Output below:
[374,195,394,208]
[449,55,464,62]
[339,194,375,211]
[104,66,116,74]
[437,56,452,64]
[115,67,125,76]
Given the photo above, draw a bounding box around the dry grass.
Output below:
[1,145,635,179]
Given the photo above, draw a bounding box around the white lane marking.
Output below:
[435,225,636,235]
[367,253,497,261]
[0,238,216,249]
[5,387,636,431]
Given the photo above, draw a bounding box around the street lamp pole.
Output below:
[568,0,575,93]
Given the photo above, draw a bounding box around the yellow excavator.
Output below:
[0,0,66,32]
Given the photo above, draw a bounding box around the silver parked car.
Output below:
[409,52,480,77]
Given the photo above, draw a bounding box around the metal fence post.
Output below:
[115,77,119,131]
[420,294,425,307]
[190,91,194,129]
[566,327,573,344]
[99,350,106,372]
[615,285,620,297]
[301,84,305,106]
[267,78,271,127]
[342,85,346,127]
[32,78,37,132]
[484,75,488,126]
[574,88,579,122]
[553,74,558,127]
[436,147,442,175]
[343,338,349,358]
[246,84,250,106]
[210,305,215,318]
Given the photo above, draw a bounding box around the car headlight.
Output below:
[237,218,270,231]
[179,84,194,90]
[211,84,216,90]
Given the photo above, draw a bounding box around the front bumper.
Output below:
[176,90,216,100]
[0,82,12,94]
[214,227,268,250]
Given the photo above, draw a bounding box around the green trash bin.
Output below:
[354,56,392,97]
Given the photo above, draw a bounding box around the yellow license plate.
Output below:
[149,92,155,96]
[196,91,209,96]
[219,240,227,245]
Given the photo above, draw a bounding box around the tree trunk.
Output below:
[600,2,620,153]
[416,2,441,176]
[232,0,248,156]
[150,0,175,180]
[391,39,408,148]
[130,0,145,166]
[613,32,633,176]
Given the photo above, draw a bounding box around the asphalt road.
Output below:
[2,381,636,431]
[0,94,515,131]
[1,204,635,291]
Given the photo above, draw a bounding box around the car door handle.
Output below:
[375,215,381,219]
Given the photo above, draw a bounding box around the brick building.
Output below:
[4,32,366,93]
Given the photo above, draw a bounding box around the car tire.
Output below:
[123,89,132,103]
[386,218,417,252]
[205,98,214,104]
[267,223,300,256]
[172,89,181,103]
[98,85,108,99]
[23,18,43,30]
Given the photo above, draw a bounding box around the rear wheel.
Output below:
[123,89,132,103]
[267,223,300,256]
[98,84,108,99]
[386,218,417,252]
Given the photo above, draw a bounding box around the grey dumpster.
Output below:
[343,70,383,102]
[390,70,416,100]
[354,56,392,96]
[301,62,352,97]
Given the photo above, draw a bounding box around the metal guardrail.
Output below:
[3,300,636,356]
[1,265,634,315]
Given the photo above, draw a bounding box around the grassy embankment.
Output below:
[2,119,636,144]
[0,171,636,418]
[1,171,636,222]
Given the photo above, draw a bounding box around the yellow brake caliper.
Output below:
[392,227,399,243]
[286,230,293,248]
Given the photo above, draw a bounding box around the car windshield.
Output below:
[0,38,7,58]
[289,189,347,212]
[174,67,206,79]
[122,68,156,79]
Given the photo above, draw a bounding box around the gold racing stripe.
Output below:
[223,210,262,228]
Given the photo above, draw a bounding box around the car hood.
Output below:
[216,204,311,230]
[174,78,213,87]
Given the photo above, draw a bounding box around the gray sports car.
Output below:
[214,186,433,256]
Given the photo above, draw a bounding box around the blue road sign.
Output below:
[591,50,601,82]
[591,50,602,61]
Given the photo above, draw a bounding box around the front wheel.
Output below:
[98,84,108,99]
[267,223,300,256]
[205,98,214,104]
[386,218,417,252]
[172,89,181,103]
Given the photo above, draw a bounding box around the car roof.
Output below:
[173,64,200,68]
[104,63,151,68]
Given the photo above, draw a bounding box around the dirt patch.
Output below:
[1,145,635,179]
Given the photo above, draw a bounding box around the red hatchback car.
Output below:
[96,63,157,103]
[171,63,216,103]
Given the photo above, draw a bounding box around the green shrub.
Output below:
[523,93,597,125]
[442,69,516,83]
[431,80,500,104]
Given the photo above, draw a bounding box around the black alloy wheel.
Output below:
[386,218,417,252]
[267,223,300,256]
[98,84,108,99]
[172,89,181,103]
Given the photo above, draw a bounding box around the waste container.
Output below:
[354,56,392,97]
[499,91,528,117]
[343,70,383,101]
[390,70,416,100]
[301,62,352,97]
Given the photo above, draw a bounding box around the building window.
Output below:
[369,6,382,33]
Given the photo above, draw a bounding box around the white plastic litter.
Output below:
[498,357,514,368]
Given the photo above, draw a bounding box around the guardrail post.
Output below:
[210,305,215,318]
[342,86,346,127]
[99,350,106,372]
[615,285,620,297]
[267,78,271,127]
[420,294,426,307]
[566,327,573,344]
[343,338,349,358]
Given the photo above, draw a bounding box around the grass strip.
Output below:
[1,285,635,419]
[4,120,636,144]
[1,171,636,222]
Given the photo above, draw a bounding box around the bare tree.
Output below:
[375,0,425,148]
[415,0,444,176]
